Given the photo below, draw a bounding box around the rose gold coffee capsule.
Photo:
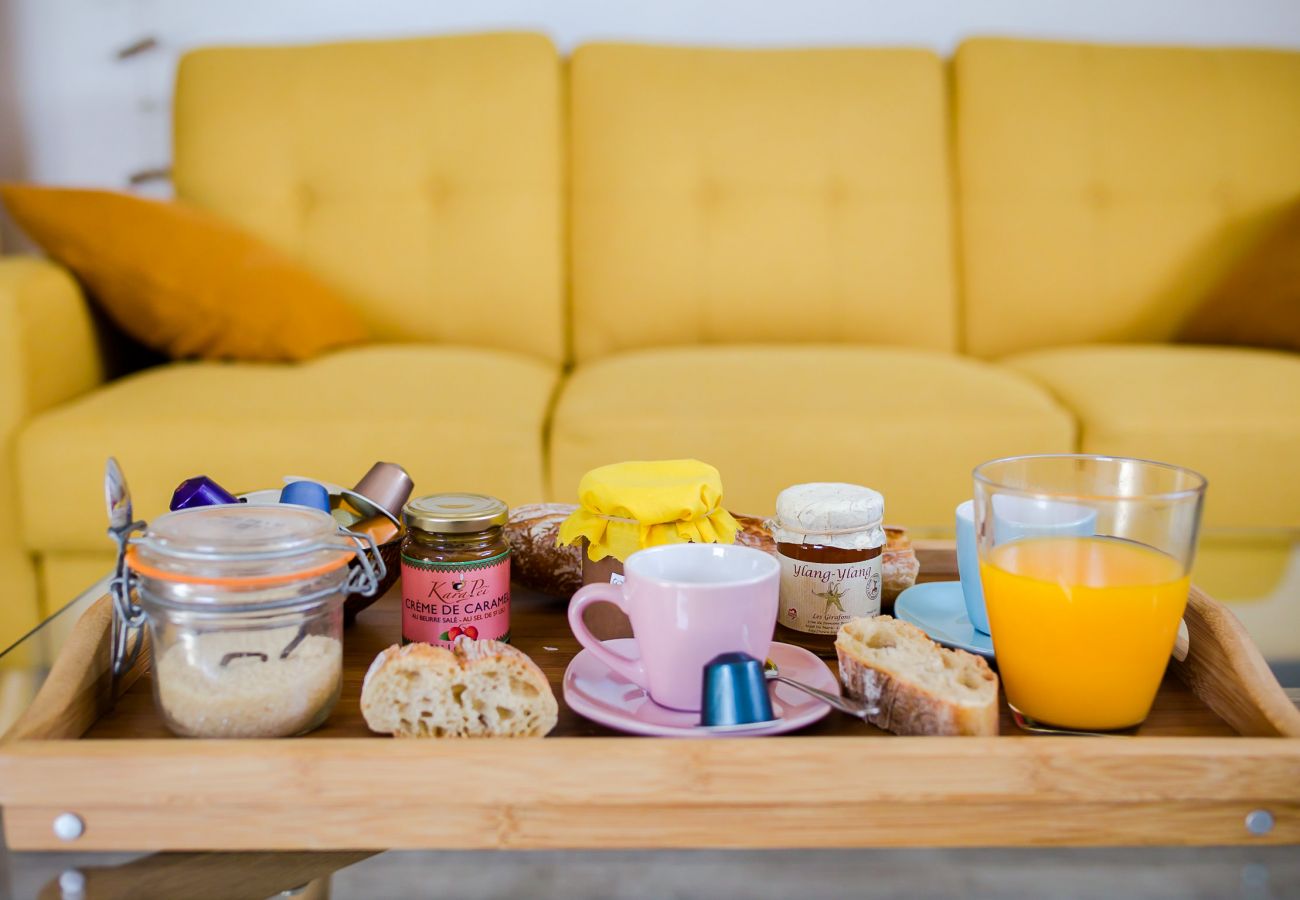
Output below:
[352,462,414,520]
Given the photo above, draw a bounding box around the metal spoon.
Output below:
[105,457,133,535]
[764,659,879,720]
[105,457,147,684]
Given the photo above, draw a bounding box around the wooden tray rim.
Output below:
[2,544,1297,850]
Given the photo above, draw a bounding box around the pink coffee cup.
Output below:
[567,543,780,712]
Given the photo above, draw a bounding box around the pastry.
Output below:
[835,615,998,736]
[361,638,558,738]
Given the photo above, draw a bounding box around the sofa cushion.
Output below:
[1,184,367,362]
[1176,196,1300,353]
[549,346,1075,525]
[173,33,564,362]
[19,346,559,553]
[570,44,957,361]
[955,39,1300,357]
[1005,345,1300,528]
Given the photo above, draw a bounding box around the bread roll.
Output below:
[835,615,998,736]
[507,504,919,603]
[361,639,558,738]
[732,513,777,554]
[506,504,582,596]
[882,527,920,608]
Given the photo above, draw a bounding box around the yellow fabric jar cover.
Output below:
[558,460,740,562]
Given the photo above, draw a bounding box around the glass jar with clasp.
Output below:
[113,503,382,738]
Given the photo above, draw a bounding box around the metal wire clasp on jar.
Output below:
[110,504,383,738]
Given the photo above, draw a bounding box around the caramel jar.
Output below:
[768,483,885,657]
[400,493,510,647]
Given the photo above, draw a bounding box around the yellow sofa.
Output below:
[1,33,1297,642]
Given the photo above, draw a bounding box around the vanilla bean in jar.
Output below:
[768,483,885,657]
[401,493,511,647]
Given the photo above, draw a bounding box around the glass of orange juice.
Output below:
[973,455,1205,734]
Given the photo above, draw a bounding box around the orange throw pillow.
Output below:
[1177,199,1300,353]
[1,184,368,361]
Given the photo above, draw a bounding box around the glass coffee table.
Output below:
[2,532,1297,899]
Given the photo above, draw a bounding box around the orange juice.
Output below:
[980,536,1190,731]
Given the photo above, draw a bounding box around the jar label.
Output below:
[401,551,511,646]
[777,553,881,635]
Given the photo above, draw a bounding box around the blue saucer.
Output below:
[894,581,995,659]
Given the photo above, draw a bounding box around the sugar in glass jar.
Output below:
[127,504,377,738]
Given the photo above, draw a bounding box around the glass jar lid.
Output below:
[403,493,508,534]
[127,504,355,587]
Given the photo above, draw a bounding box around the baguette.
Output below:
[361,639,558,738]
[506,504,919,602]
[835,615,998,736]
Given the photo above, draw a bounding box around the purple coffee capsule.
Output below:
[170,475,238,511]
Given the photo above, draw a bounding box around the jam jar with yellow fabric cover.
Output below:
[558,459,741,639]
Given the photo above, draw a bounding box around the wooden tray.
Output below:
[2,544,1297,851]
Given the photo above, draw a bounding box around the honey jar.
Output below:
[768,483,885,657]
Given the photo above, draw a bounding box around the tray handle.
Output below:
[1172,585,1300,738]
[2,594,150,744]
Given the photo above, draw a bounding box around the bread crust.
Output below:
[835,616,999,736]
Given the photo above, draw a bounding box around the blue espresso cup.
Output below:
[955,497,1097,635]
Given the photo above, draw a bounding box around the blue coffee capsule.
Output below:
[170,475,238,511]
[279,480,332,513]
[700,652,776,728]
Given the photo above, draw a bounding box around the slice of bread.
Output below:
[835,615,999,736]
[361,638,558,738]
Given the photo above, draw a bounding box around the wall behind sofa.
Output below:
[4,0,1300,199]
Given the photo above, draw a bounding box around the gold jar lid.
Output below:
[403,493,508,534]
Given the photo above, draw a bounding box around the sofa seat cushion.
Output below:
[19,345,559,553]
[549,346,1075,525]
[1005,345,1300,528]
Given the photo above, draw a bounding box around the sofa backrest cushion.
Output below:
[173,33,565,362]
[569,44,957,361]
[955,38,1300,358]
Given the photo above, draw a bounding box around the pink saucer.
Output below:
[563,639,837,737]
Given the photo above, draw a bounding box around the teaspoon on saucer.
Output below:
[764,659,879,720]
